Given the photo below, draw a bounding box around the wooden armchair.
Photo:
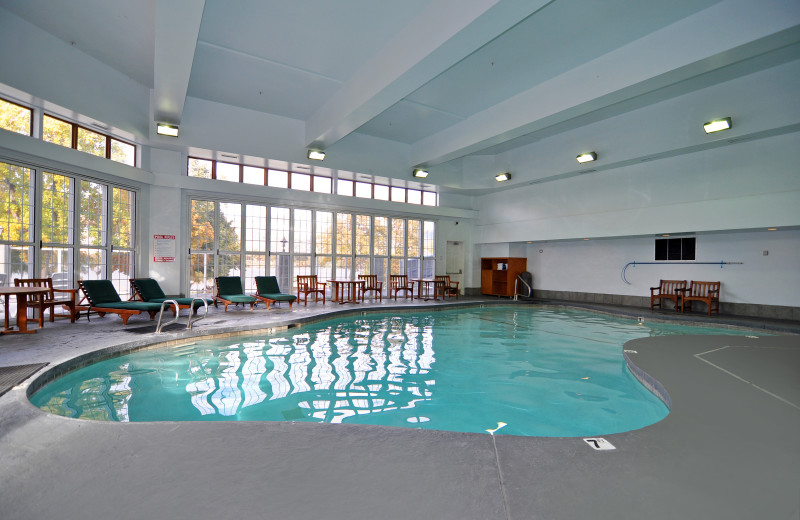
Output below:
[434,275,459,299]
[14,277,77,326]
[358,274,383,301]
[296,275,326,305]
[679,281,721,316]
[389,275,414,300]
[649,279,686,311]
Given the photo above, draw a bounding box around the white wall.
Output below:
[524,230,799,307]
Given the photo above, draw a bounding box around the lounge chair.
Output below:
[357,274,382,301]
[214,276,256,311]
[14,277,77,326]
[296,275,326,305]
[78,279,164,324]
[252,276,297,309]
[389,275,414,299]
[130,278,212,314]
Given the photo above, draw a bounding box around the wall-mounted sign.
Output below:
[154,234,176,262]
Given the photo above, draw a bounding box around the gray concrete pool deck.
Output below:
[1,297,798,520]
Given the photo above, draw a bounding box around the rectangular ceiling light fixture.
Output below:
[576,152,597,163]
[703,117,732,134]
[495,172,511,182]
[413,169,429,178]
[156,123,179,137]
[307,150,326,161]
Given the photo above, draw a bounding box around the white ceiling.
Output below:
[2,0,799,193]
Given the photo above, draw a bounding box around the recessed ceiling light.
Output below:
[703,117,732,134]
[307,150,326,161]
[495,172,511,182]
[662,234,670,237]
[767,227,778,231]
[413,169,429,178]
[156,123,179,137]
[576,152,597,163]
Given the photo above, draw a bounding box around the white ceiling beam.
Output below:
[411,0,800,167]
[153,0,205,125]
[305,0,552,150]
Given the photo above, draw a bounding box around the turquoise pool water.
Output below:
[31,307,745,436]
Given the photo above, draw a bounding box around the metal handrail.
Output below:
[513,274,533,301]
[186,298,209,329]
[155,299,180,333]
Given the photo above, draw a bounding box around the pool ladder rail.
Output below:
[155,298,209,333]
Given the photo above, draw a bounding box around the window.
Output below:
[337,179,353,197]
[391,186,406,203]
[292,173,311,191]
[43,115,73,148]
[77,127,106,158]
[42,115,136,166]
[183,158,438,206]
[355,182,372,199]
[216,162,240,182]
[188,158,212,179]
[0,97,32,135]
[374,184,390,201]
[655,237,696,261]
[243,166,265,185]
[267,169,289,188]
[313,176,332,193]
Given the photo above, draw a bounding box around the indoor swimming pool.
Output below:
[30,306,747,436]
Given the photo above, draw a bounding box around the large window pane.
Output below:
[422,191,437,206]
[112,188,135,249]
[313,176,332,193]
[112,250,134,298]
[190,253,214,296]
[336,213,352,255]
[244,254,267,292]
[391,187,406,203]
[0,163,33,242]
[407,189,422,205]
[355,182,372,198]
[374,185,390,201]
[337,179,353,196]
[355,215,371,255]
[245,205,267,252]
[391,219,405,257]
[423,221,435,257]
[316,211,333,255]
[79,248,106,280]
[77,127,106,158]
[291,173,311,191]
[190,200,215,250]
[0,98,32,135]
[80,180,107,246]
[40,247,72,287]
[43,115,72,148]
[218,203,242,252]
[270,207,290,253]
[294,209,312,254]
[41,172,73,244]
[374,217,388,256]
[408,220,420,257]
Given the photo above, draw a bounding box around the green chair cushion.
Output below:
[81,280,122,305]
[219,294,257,303]
[216,276,245,295]
[259,293,297,302]
[94,301,164,312]
[132,278,167,300]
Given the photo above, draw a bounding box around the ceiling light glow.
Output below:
[156,123,179,137]
[703,117,732,134]
[576,152,597,163]
[495,172,511,182]
[413,169,429,178]
[307,150,326,161]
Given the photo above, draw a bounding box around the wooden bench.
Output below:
[650,279,686,312]
[679,281,721,316]
[14,277,77,326]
